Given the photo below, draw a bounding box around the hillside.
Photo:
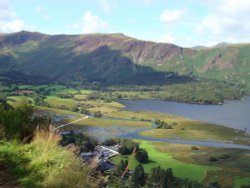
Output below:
[0,31,249,88]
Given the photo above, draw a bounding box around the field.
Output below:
[71,118,150,128]
[111,141,218,182]
[106,110,250,146]
[139,120,250,145]
[152,142,250,187]
[234,177,250,188]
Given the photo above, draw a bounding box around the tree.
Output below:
[118,139,138,155]
[135,149,148,163]
[208,181,222,188]
[80,108,90,115]
[34,95,47,106]
[94,111,102,118]
[115,160,128,177]
[0,96,13,110]
[131,164,145,188]
[149,167,174,188]
[161,168,174,188]
[150,166,162,183]
[102,138,118,146]
[72,105,79,112]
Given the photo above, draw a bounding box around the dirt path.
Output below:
[52,115,89,130]
[0,164,20,188]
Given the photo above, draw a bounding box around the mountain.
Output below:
[0,31,249,88]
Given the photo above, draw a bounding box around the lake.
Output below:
[121,97,250,131]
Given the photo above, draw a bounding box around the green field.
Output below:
[233,177,250,188]
[139,120,250,145]
[7,96,34,107]
[72,118,150,128]
[111,141,218,182]
[45,96,76,109]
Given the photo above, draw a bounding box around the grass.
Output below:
[152,142,250,187]
[0,130,100,188]
[107,110,188,122]
[17,84,67,91]
[233,177,250,188]
[35,106,82,117]
[72,117,150,128]
[45,96,76,109]
[54,88,78,94]
[111,141,218,182]
[87,101,125,114]
[80,89,95,94]
[7,96,34,107]
[107,110,250,145]
[139,120,249,145]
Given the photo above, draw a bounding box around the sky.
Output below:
[0,0,250,47]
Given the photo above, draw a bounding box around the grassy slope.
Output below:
[0,132,99,188]
[111,141,218,182]
[152,45,250,89]
[1,32,250,89]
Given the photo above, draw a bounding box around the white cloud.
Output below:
[160,9,186,23]
[82,11,109,33]
[97,0,112,13]
[35,6,43,13]
[1,19,33,32]
[71,11,110,33]
[196,0,250,42]
[196,14,240,35]
[0,0,34,32]
[219,0,250,15]
[159,32,175,44]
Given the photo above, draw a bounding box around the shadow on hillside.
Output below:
[71,45,193,86]
[0,43,193,86]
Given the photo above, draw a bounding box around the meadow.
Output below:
[111,141,218,182]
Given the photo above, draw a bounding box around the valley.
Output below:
[1,82,249,187]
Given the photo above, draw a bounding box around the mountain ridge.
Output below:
[0,31,249,88]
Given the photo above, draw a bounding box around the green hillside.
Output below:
[0,31,249,89]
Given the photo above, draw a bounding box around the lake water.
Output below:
[62,97,250,149]
[121,97,250,131]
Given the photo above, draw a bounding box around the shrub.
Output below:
[135,149,148,163]
[191,146,199,150]
[93,111,102,118]
[31,130,101,187]
[118,139,138,155]
[0,104,50,142]
[209,157,218,162]
[102,138,118,146]
[131,164,145,187]
[219,154,230,159]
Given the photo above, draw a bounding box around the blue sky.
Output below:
[0,0,250,47]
